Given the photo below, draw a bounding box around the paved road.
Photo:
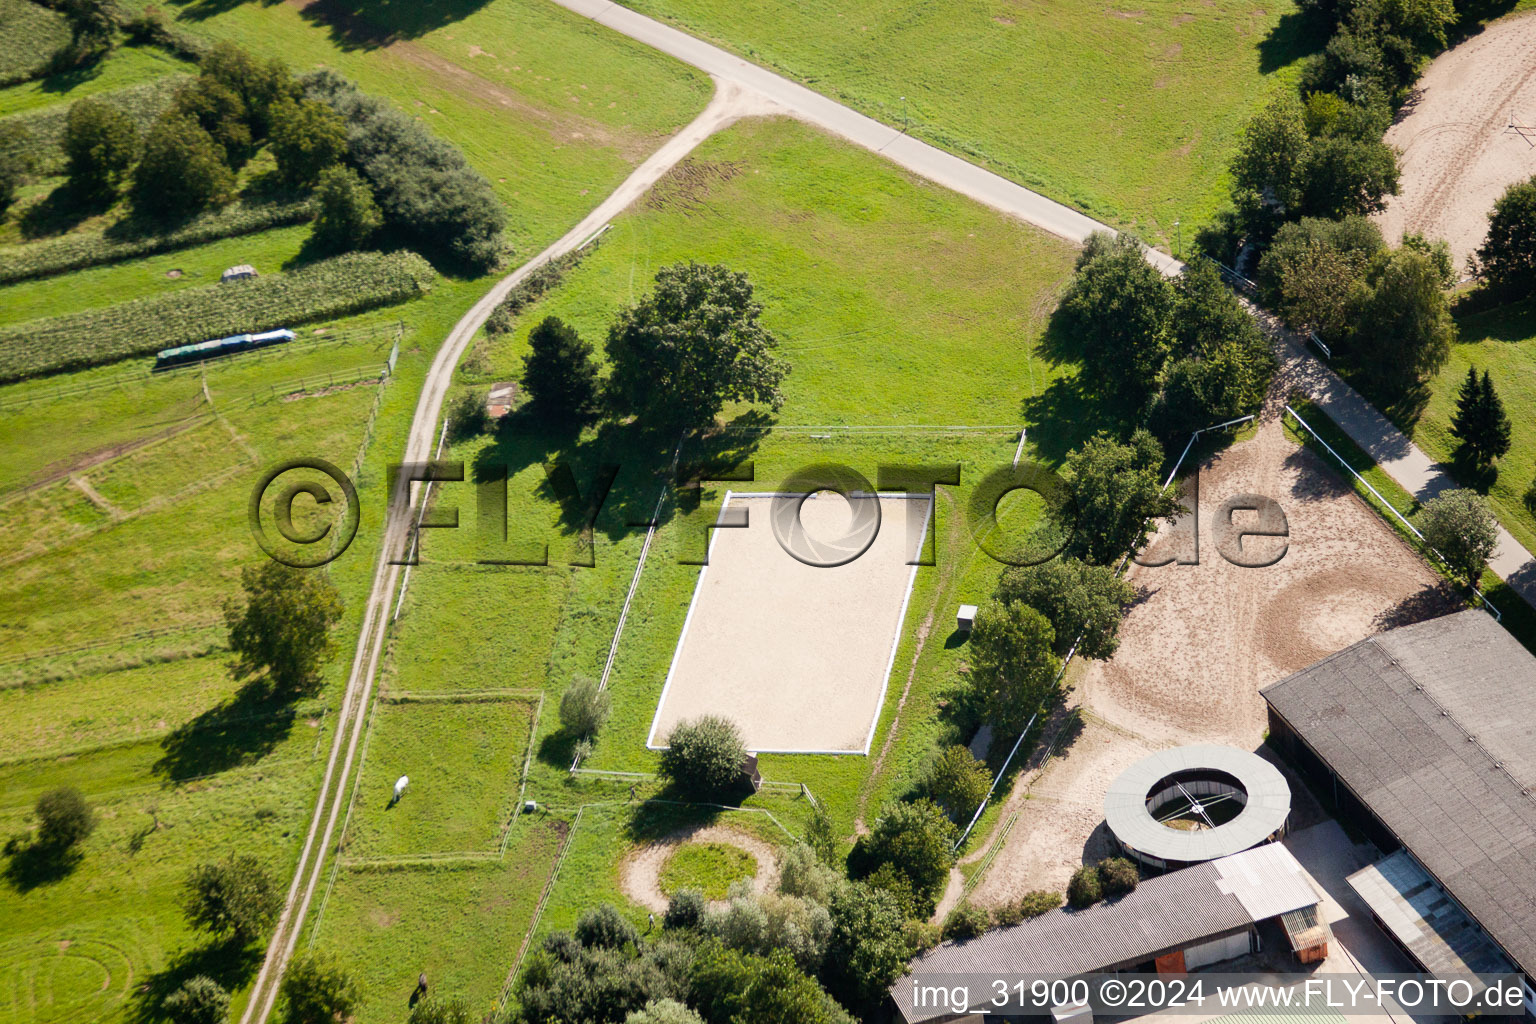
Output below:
[238,80,776,1024]
[556,0,1536,612]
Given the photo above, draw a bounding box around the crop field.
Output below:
[0,0,69,88]
[623,0,1313,245]
[0,250,435,381]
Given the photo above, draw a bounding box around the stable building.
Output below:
[890,844,1328,1024]
[1262,610,1536,1016]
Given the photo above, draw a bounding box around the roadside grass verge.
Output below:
[620,0,1313,243]
[1284,397,1536,653]
[0,250,434,381]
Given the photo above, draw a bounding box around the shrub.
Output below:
[659,715,747,798]
[445,390,488,443]
[576,903,639,950]
[993,889,1063,925]
[803,805,838,867]
[777,842,843,905]
[848,799,956,917]
[1419,489,1500,587]
[269,96,346,188]
[558,674,610,738]
[925,745,991,823]
[522,315,599,420]
[1066,865,1102,908]
[63,96,138,202]
[35,787,94,849]
[691,943,853,1024]
[132,112,235,218]
[995,558,1136,660]
[0,249,434,382]
[310,165,381,253]
[711,890,832,973]
[164,976,230,1024]
[940,903,991,941]
[1525,477,1536,518]
[1097,857,1139,898]
[663,889,707,931]
[825,884,914,1010]
[625,999,703,1024]
[121,8,209,61]
[225,562,342,696]
[280,954,357,1024]
[182,855,280,942]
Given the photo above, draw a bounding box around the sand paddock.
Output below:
[647,492,930,754]
[1375,12,1536,271]
[968,410,1455,908]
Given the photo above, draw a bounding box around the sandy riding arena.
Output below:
[620,825,782,913]
[967,403,1455,908]
[648,493,929,754]
[1375,12,1536,270]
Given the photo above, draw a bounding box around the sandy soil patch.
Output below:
[1375,12,1536,270]
[967,389,1453,909]
[649,493,929,753]
[620,824,782,914]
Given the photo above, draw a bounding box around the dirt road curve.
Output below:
[1376,12,1536,270]
[238,79,780,1024]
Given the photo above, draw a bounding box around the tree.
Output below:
[1066,865,1103,908]
[1298,133,1400,219]
[995,558,1135,660]
[1476,175,1536,297]
[625,999,703,1024]
[576,903,640,950]
[1057,232,1175,411]
[59,0,117,59]
[663,889,707,931]
[35,787,94,850]
[691,943,853,1024]
[1419,489,1500,587]
[182,855,280,943]
[164,976,230,1024]
[514,934,693,1023]
[559,674,610,738]
[605,262,788,428]
[1097,857,1139,897]
[407,997,472,1024]
[824,884,914,1009]
[269,97,346,187]
[1450,368,1512,469]
[925,745,991,823]
[224,562,343,696]
[658,715,747,798]
[173,77,253,167]
[965,601,1061,734]
[522,316,599,420]
[62,97,138,202]
[1257,215,1384,335]
[777,843,844,905]
[803,805,839,868]
[848,799,956,915]
[132,113,235,219]
[1351,246,1455,397]
[712,890,832,973]
[280,954,357,1024]
[1230,94,1309,227]
[0,123,33,215]
[310,165,381,252]
[200,42,294,138]
[1051,430,1181,565]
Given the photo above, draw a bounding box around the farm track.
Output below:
[243,7,1536,1021]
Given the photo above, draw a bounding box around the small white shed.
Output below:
[956,604,978,633]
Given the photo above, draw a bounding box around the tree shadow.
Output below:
[1371,581,1463,631]
[3,838,82,893]
[287,0,495,50]
[536,729,578,771]
[1448,0,1517,44]
[18,183,113,240]
[1256,8,1329,75]
[153,682,297,783]
[622,799,726,844]
[129,937,262,1024]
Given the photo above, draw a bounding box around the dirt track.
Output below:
[1375,12,1536,270]
[620,825,782,913]
[967,386,1454,909]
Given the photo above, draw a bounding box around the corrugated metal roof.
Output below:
[1262,610,1536,973]
[1347,849,1516,977]
[1104,745,1291,862]
[892,847,1319,1022]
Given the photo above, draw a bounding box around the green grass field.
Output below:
[658,842,757,899]
[622,0,1314,245]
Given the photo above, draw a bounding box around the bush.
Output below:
[63,96,138,202]
[993,889,1063,925]
[444,389,488,443]
[0,197,314,285]
[825,884,914,1010]
[925,745,991,823]
[1419,488,1500,587]
[522,315,599,420]
[576,903,639,950]
[270,97,346,188]
[659,715,746,799]
[34,787,94,849]
[940,903,991,941]
[182,855,280,942]
[164,976,229,1024]
[625,999,703,1024]
[132,112,235,218]
[995,558,1136,660]
[558,674,610,738]
[310,165,381,253]
[1097,857,1139,898]
[848,799,956,917]
[803,805,839,867]
[691,943,854,1024]
[663,888,707,931]
[1525,477,1536,518]
[777,842,843,905]
[0,249,434,382]
[711,890,832,973]
[303,70,503,271]
[121,7,209,61]
[280,954,357,1024]
[1066,865,1102,908]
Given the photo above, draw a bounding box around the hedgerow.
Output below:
[0,0,70,88]
[0,75,188,174]
[0,197,314,285]
[0,250,434,381]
